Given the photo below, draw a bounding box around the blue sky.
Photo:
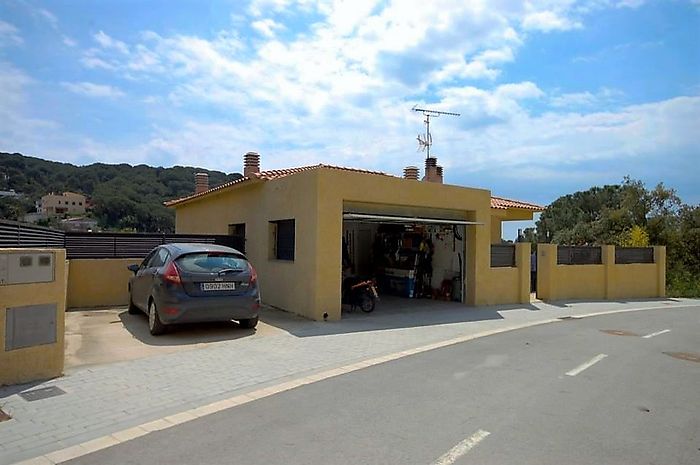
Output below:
[1,0,698,239]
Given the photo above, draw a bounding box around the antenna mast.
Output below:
[412,106,460,159]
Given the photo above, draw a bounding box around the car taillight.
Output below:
[163,261,181,285]
[248,262,257,286]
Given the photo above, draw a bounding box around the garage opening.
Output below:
[342,212,480,314]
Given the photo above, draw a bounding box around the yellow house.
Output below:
[166,153,543,320]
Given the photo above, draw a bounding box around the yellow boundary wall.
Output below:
[537,244,665,301]
[66,258,142,308]
[482,242,531,305]
[0,248,67,386]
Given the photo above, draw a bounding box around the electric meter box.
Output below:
[0,251,55,285]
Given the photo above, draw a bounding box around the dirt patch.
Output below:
[663,352,700,363]
[0,408,11,422]
[600,329,640,337]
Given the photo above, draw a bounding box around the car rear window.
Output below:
[176,253,248,273]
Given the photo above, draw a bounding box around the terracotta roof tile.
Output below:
[165,164,393,206]
[165,163,545,211]
[490,196,544,211]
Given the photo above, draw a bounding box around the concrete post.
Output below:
[602,245,615,299]
[515,242,531,303]
[537,244,557,301]
[654,246,666,297]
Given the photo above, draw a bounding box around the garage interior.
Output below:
[342,211,477,313]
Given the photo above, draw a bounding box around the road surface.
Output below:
[66,305,700,465]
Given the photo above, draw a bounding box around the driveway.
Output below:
[64,307,285,370]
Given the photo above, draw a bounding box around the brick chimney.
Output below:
[194,172,209,194]
[403,166,419,180]
[244,151,261,178]
[422,157,443,183]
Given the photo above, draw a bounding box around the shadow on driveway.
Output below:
[260,295,682,338]
[118,311,255,346]
[260,296,524,337]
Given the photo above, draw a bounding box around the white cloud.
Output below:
[550,91,598,108]
[61,82,125,99]
[251,18,284,38]
[0,20,23,47]
[94,30,130,54]
[522,11,582,32]
[474,47,515,64]
[36,8,59,30]
[549,87,623,108]
[63,36,77,47]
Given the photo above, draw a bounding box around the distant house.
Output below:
[0,189,22,198]
[38,192,87,216]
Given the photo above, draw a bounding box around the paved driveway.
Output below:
[65,307,284,370]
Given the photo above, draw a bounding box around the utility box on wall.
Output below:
[0,249,66,387]
[0,251,55,285]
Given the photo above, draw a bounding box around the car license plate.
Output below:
[201,282,236,291]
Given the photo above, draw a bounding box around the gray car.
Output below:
[127,243,260,335]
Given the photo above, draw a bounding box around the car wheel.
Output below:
[148,299,166,335]
[127,294,140,314]
[239,316,258,329]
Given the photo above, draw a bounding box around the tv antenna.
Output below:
[412,105,460,158]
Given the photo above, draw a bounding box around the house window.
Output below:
[228,223,245,237]
[270,219,295,261]
[228,223,246,253]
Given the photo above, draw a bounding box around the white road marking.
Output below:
[431,429,491,465]
[566,353,608,376]
[642,329,670,339]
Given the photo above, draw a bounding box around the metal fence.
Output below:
[615,247,654,264]
[557,246,602,265]
[63,233,245,258]
[491,244,516,267]
[0,219,245,258]
[0,219,65,248]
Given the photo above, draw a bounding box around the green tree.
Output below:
[536,178,699,297]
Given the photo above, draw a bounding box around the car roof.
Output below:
[162,242,245,257]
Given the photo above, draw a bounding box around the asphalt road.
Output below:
[67,305,699,465]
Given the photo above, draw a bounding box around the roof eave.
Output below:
[164,177,263,208]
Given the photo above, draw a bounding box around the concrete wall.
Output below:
[481,242,531,305]
[0,248,67,386]
[537,244,666,301]
[67,258,142,308]
[175,173,321,319]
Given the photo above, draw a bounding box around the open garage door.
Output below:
[343,213,482,226]
[342,212,482,313]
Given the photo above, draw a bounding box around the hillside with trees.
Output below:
[525,178,700,297]
[0,152,241,232]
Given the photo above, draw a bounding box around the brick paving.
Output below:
[0,297,695,465]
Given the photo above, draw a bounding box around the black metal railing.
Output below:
[63,232,245,258]
[557,246,602,265]
[0,219,65,248]
[615,247,654,264]
[1,219,245,258]
[491,244,516,267]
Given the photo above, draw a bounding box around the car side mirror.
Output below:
[127,264,140,274]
